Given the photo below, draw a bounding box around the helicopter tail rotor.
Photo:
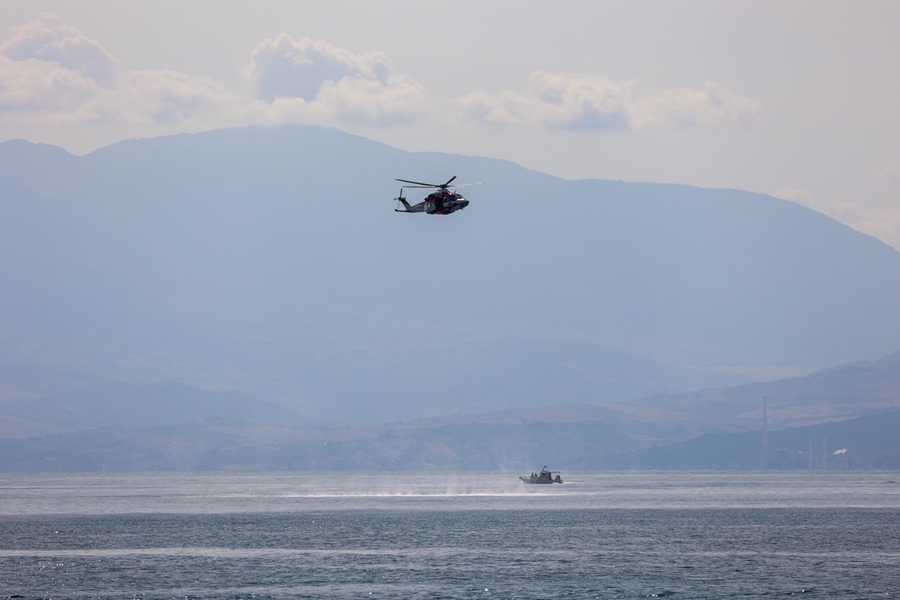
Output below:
[394,188,412,211]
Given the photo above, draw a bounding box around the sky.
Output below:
[2,1,899,249]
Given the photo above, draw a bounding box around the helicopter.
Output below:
[393,176,470,215]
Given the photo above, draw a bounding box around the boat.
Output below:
[519,466,563,484]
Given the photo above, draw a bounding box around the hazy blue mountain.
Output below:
[2,350,899,472]
[3,125,900,424]
[632,409,900,470]
[0,363,299,438]
[4,405,898,472]
[628,349,900,435]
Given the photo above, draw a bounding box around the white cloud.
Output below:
[0,15,244,129]
[460,72,632,131]
[0,15,760,142]
[243,34,432,128]
[247,34,392,102]
[315,75,429,126]
[457,90,523,127]
[527,72,633,131]
[461,73,759,132]
[0,56,239,127]
[1,12,118,84]
[632,81,760,129]
[97,69,238,125]
[0,13,117,116]
[0,55,99,112]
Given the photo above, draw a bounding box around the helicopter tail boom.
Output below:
[394,189,416,212]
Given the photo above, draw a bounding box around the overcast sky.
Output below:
[2,1,899,248]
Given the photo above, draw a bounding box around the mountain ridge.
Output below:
[2,345,899,470]
[3,124,900,426]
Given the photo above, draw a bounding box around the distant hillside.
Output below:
[0,363,301,438]
[4,407,898,472]
[628,349,900,435]
[3,125,900,425]
[2,350,899,472]
[631,409,900,470]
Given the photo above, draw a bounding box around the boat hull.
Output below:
[519,467,563,484]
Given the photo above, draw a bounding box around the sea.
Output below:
[1,471,898,599]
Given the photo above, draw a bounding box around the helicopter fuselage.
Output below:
[396,189,469,214]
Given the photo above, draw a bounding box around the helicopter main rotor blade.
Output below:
[396,178,439,188]
[396,176,458,189]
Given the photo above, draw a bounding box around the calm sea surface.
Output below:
[1,471,898,599]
